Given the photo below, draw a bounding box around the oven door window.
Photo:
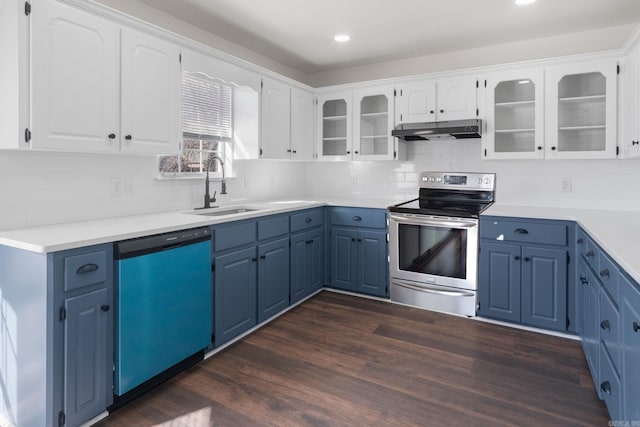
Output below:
[397,223,467,279]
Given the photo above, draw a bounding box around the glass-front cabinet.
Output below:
[545,61,617,159]
[317,91,352,160]
[353,87,395,160]
[484,69,544,159]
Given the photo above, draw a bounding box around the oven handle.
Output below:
[389,214,477,229]
[392,280,476,297]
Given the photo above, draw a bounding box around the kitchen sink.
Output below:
[189,206,262,217]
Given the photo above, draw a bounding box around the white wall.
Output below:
[304,140,640,212]
[0,152,307,231]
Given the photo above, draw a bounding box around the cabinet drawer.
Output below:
[64,250,108,292]
[599,344,622,422]
[480,219,567,245]
[214,221,256,252]
[598,252,619,304]
[329,207,386,229]
[600,289,620,372]
[258,215,289,241]
[290,209,324,233]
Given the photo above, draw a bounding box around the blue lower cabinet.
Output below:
[214,246,257,347]
[330,226,388,297]
[257,237,290,322]
[521,246,567,331]
[478,242,521,322]
[290,228,324,304]
[620,274,640,422]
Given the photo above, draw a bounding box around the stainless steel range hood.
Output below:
[392,119,482,141]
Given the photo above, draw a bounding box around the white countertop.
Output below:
[485,204,640,284]
[0,198,395,253]
[1,199,638,285]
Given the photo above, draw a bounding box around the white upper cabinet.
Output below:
[317,91,352,160]
[483,69,545,160]
[120,28,181,155]
[622,43,640,158]
[290,88,315,160]
[545,61,617,159]
[353,86,396,160]
[31,0,120,152]
[260,77,291,159]
[395,77,477,123]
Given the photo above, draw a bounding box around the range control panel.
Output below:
[419,172,495,191]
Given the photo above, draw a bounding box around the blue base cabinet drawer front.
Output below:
[600,288,621,372]
[329,207,386,229]
[480,218,567,246]
[64,250,108,291]
[258,215,289,241]
[290,208,324,233]
[598,252,619,305]
[599,344,622,421]
[214,221,256,251]
[620,274,640,422]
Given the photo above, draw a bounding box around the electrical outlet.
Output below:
[560,177,572,193]
[110,178,123,196]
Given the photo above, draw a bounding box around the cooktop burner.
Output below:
[388,172,496,218]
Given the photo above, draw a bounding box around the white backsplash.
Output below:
[2,140,640,231]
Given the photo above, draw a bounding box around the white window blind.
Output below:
[182,72,233,141]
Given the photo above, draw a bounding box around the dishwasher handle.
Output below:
[115,227,211,259]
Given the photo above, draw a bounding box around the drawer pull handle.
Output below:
[514,228,529,234]
[76,263,99,274]
[633,321,639,333]
[352,216,362,221]
[305,217,312,223]
[251,258,257,262]
[586,251,594,258]
[600,381,612,395]
[259,255,266,260]
[600,269,610,278]
[100,305,110,312]
[577,238,584,244]
[580,276,588,285]
[305,240,314,244]
[600,320,610,331]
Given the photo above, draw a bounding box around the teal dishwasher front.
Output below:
[114,227,212,398]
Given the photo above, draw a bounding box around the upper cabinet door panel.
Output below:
[353,86,395,161]
[484,69,545,160]
[436,77,477,121]
[261,77,291,160]
[31,0,120,152]
[395,81,436,123]
[545,61,617,159]
[120,28,180,155]
[291,88,315,161]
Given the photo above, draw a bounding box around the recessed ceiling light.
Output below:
[334,34,351,43]
[515,0,536,5]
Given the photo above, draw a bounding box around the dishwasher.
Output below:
[113,227,211,401]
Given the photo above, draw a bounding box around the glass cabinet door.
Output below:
[484,70,544,159]
[353,87,395,160]
[546,62,617,159]
[319,95,350,158]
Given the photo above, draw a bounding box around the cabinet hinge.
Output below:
[59,306,66,322]
[616,146,620,156]
[24,1,31,16]
[259,148,263,156]
[400,114,403,122]
[393,150,397,159]
[24,128,31,143]
[617,64,620,74]
[567,253,571,264]
[260,80,264,90]
[484,79,487,88]
[566,317,570,328]
[476,80,479,89]
[58,411,65,426]
[476,108,479,117]
[393,89,396,97]
[179,53,182,63]
[484,148,487,157]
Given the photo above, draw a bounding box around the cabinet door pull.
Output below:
[633,321,639,333]
[76,263,99,274]
[586,250,594,258]
[514,255,521,261]
[125,135,133,140]
[251,258,257,262]
[599,269,610,278]
[600,320,610,331]
[259,255,266,260]
[523,257,531,262]
[305,217,312,223]
[439,109,444,113]
[100,305,110,312]
[429,110,434,114]
[352,216,362,221]
[537,146,542,151]
[600,381,612,395]
[108,133,116,139]
[514,228,529,234]
[287,149,292,153]
[580,276,588,285]
[351,238,356,242]
[577,238,584,244]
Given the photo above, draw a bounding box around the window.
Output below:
[160,72,233,176]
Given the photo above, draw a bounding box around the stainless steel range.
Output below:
[388,172,496,316]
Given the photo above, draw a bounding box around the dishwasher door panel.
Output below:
[115,240,211,395]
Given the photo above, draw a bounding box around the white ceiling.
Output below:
[136,0,640,74]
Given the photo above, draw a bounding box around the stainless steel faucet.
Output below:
[203,154,227,209]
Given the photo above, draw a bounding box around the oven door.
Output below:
[388,213,479,290]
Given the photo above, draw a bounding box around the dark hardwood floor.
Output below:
[97,291,609,427]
